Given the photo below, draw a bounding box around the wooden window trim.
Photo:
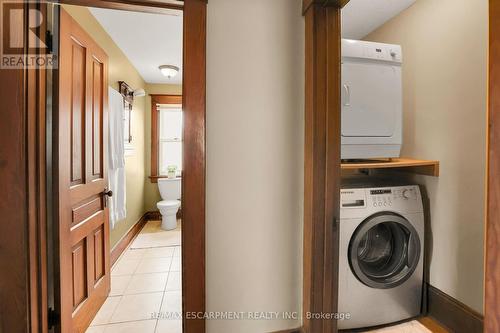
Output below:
[150,94,183,182]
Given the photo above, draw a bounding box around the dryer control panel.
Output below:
[342,39,403,64]
[340,186,424,218]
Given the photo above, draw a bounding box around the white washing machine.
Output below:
[341,39,403,159]
[339,185,424,330]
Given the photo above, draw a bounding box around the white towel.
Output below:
[108,87,125,170]
[108,87,126,228]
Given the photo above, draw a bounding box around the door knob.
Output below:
[103,189,113,208]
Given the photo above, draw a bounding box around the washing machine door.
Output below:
[349,212,421,289]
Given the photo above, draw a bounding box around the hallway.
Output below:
[86,221,182,333]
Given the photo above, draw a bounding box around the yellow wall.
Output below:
[144,83,183,212]
[63,5,148,248]
[365,0,487,313]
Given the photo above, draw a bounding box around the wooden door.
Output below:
[56,9,110,333]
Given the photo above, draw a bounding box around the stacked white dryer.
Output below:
[341,39,403,160]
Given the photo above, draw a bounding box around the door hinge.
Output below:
[48,307,59,330]
[46,30,54,54]
[333,218,340,231]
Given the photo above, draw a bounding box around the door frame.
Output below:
[0,0,206,332]
[301,1,344,332]
[54,1,207,332]
[0,1,49,332]
[486,0,500,331]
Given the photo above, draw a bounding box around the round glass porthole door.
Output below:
[348,213,421,289]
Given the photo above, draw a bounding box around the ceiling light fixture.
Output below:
[159,65,179,78]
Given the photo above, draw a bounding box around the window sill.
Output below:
[149,175,182,183]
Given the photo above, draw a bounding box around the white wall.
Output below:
[366,0,487,313]
[206,0,304,332]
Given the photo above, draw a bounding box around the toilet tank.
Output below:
[158,178,181,200]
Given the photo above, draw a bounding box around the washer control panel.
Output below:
[341,185,423,216]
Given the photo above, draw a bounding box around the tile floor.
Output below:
[362,320,433,333]
[86,221,182,333]
[89,221,438,333]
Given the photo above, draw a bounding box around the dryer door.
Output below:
[348,212,420,289]
[341,61,401,137]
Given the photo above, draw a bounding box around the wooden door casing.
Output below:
[2,0,209,332]
[302,2,342,333]
[182,1,207,332]
[486,0,500,331]
[57,9,110,333]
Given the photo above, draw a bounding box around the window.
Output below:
[150,95,183,181]
[158,104,183,174]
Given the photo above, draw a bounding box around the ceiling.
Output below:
[89,7,183,85]
[341,0,417,40]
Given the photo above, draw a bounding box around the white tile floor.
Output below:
[87,221,182,333]
[90,221,433,333]
[362,320,433,333]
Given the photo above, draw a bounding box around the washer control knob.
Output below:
[402,189,413,200]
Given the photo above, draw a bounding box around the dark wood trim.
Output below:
[59,0,183,14]
[302,3,342,333]
[426,285,483,333]
[145,210,163,221]
[302,0,350,15]
[149,175,181,183]
[269,328,303,333]
[182,1,206,332]
[417,317,449,333]
[486,0,500,331]
[150,94,183,178]
[28,3,49,332]
[146,209,181,220]
[110,213,148,266]
[0,1,50,332]
[1,1,30,332]
[150,94,183,102]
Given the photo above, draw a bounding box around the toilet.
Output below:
[157,178,181,230]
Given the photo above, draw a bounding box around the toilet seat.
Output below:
[157,200,181,209]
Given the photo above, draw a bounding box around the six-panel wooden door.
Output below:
[57,8,110,333]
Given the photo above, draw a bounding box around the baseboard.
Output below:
[269,328,303,333]
[418,316,449,333]
[110,212,149,266]
[145,210,162,221]
[145,209,182,220]
[427,284,483,333]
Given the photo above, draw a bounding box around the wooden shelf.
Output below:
[341,158,440,177]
